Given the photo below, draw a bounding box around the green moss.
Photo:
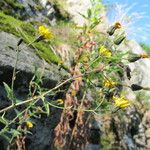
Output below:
[0,0,24,10]
[0,0,25,19]
[0,12,60,64]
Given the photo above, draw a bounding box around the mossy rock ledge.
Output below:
[0,31,67,88]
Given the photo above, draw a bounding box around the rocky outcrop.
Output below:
[0,0,70,25]
[0,31,66,88]
[0,31,67,149]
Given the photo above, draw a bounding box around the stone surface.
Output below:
[0,31,66,88]
[0,31,67,150]
[66,0,91,25]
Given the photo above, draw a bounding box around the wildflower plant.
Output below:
[0,0,150,149]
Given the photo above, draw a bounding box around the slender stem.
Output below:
[11,46,20,105]
[0,66,132,114]
[0,69,101,113]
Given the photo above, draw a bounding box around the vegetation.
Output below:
[0,0,25,19]
[0,12,61,64]
[0,0,150,149]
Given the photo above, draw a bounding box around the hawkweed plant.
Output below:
[0,0,150,149]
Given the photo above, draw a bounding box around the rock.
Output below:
[0,30,67,115]
[0,31,67,150]
[85,144,100,150]
[1,0,69,25]
[119,40,150,87]
[66,0,91,25]
[0,31,66,88]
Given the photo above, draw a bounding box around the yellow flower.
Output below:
[38,25,53,39]
[26,121,33,128]
[56,99,64,105]
[99,46,112,57]
[103,78,116,88]
[71,90,77,97]
[114,22,122,29]
[113,96,130,108]
[75,77,82,81]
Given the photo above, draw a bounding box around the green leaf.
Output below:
[41,96,50,116]
[44,101,50,116]
[3,82,13,100]
[78,12,88,19]
[0,117,8,125]
[87,9,92,18]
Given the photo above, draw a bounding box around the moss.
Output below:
[0,12,60,64]
[0,0,24,10]
[0,0,25,19]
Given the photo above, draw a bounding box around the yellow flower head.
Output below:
[99,46,112,57]
[75,77,82,82]
[103,78,116,88]
[26,121,33,128]
[114,22,122,29]
[38,25,53,39]
[56,99,64,105]
[113,96,130,108]
[71,90,77,97]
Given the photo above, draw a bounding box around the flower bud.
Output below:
[126,66,131,80]
[26,121,33,129]
[114,34,126,45]
[17,38,23,46]
[128,54,150,62]
[107,22,121,36]
[128,56,141,62]
[131,84,143,91]
[35,35,44,42]
[140,54,150,59]
[107,26,116,36]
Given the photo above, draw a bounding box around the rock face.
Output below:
[0,30,67,108]
[120,40,150,88]
[0,31,66,150]
[17,0,57,24]
[66,0,91,25]
[0,31,65,87]
[113,108,150,150]
[0,0,69,25]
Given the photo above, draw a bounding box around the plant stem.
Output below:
[11,46,20,105]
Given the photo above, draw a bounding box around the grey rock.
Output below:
[85,144,100,150]
[0,31,67,88]
[0,31,67,149]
